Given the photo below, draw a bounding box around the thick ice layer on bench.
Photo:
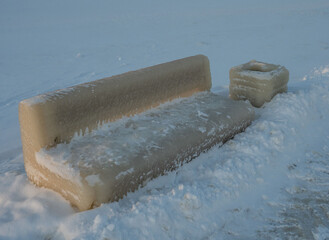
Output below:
[229,60,289,107]
[34,92,254,210]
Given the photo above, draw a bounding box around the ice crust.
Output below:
[229,60,289,107]
[35,92,254,210]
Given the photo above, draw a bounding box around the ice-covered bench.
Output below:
[19,55,255,211]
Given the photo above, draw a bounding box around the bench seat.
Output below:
[34,92,254,210]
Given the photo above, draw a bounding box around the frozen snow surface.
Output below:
[1,0,329,239]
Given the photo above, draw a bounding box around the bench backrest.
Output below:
[19,55,211,160]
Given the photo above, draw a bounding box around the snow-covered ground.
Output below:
[1,0,329,239]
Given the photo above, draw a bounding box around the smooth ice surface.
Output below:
[1,0,329,239]
[34,92,254,210]
[229,60,289,107]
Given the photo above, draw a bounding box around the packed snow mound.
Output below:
[35,92,254,210]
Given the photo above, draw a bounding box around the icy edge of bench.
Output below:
[33,92,255,211]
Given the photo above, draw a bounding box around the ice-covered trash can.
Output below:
[229,60,289,107]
